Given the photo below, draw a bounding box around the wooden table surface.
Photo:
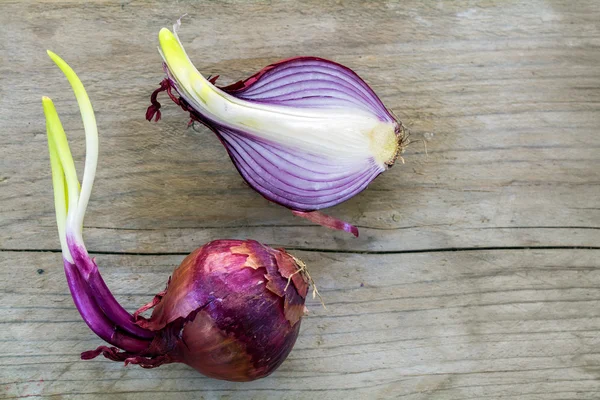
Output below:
[1,1,599,399]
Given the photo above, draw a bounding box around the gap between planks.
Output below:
[0,245,598,257]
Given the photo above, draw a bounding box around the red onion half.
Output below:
[147,23,407,237]
[43,51,309,381]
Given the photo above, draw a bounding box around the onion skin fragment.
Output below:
[292,210,360,237]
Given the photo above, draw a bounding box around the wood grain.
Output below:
[2,250,600,399]
[0,0,599,398]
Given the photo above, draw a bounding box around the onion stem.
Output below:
[64,261,151,352]
[43,52,156,350]
[43,97,79,262]
[44,98,70,262]
[47,50,98,262]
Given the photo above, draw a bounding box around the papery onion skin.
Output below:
[140,240,308,381]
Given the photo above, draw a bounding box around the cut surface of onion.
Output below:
[147,23,406,236]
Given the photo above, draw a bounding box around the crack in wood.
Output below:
[0,246,598,256]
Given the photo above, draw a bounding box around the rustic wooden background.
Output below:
[1,0,599,398]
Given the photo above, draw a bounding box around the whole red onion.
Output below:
[43,51,310,382]
[83,240,309,381]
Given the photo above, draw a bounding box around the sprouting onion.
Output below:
[43,51,311,381]
[147,22,407,237]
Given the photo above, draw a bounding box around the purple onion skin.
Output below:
[85,239,308,382]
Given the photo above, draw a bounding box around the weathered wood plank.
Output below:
[1,0,600,399]
[1,249,600,399]
[1,0,598,253]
